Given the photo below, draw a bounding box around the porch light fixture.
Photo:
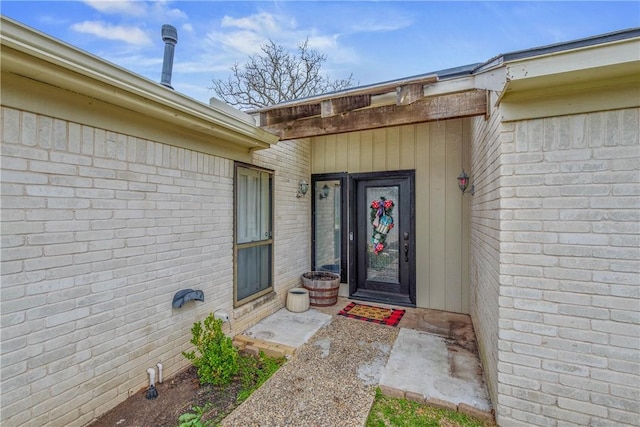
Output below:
[296,180,309,198]
[457,169,470,194]
[319,184,330,200]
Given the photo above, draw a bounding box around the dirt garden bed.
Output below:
[88,365,240,427]
[89,349,284,427]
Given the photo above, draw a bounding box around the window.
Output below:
[234,165,273,306]
[312,174,347,283]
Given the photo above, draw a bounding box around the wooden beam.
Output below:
[252,74,438,113]
[396,84,424,106]
[260,104,320,126]
[321,95,371,117]
[255,75,438,126]
[263,90,487,140]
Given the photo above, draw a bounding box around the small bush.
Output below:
[182,313,238,386]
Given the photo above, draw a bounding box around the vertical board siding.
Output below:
[415,123,431,308]
[359,130,373,172]
[429,122,447,310]
[312,138,325,173]
[461,122,472,313]
[372,129,387,171]
[445,120,464,313]
[311,119,471,313]
[347,132,361,173]
[335,133,349,172]
[399,125,417,170]
[324,134,337,172]
[386,127,401,170]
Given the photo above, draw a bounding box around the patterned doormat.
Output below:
[338,302,405,327]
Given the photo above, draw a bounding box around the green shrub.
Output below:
[182,313,238,386]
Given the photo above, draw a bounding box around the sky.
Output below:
[2,1,639,105]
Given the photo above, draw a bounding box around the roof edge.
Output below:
[474,27,640,73]
[0,16,279,148]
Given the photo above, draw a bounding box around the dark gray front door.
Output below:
[350,171,415,306]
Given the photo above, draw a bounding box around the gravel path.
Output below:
[220,316,399,427]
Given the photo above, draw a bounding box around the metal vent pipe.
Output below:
[160,24,178,89]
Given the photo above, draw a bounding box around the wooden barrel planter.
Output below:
[301,271,340,307]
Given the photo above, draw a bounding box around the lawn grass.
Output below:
[366,389,495,427]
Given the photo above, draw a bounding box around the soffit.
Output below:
[496,38,640,121]
[500,38,640,100]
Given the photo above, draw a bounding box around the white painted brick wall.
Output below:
[0,106,310,426]
[470,90,504,411]
[496,108,640,426]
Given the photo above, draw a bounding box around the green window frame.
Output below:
[234,164,273,306]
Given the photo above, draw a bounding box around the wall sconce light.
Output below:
[319,184,330,200]
[296,180,309,198]
[457,169,470,194]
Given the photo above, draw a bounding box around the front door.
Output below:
[350,171,415,306]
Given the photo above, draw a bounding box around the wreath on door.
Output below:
[370,197,394,255]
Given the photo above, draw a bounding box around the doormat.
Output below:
[338,302,405,327]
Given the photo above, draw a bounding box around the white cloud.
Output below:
[207,29,269,56]
[349,17,413,34]
[83,1,188,22]
[71,21,152,45]
[83,0,147,17]
[210,11,330,57]
[306,34,338,51]
[150,1,188,21]
[221,12,284,33]
[37,14,71,26]
[199,10,360,83]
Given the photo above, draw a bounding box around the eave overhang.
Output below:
[497,36,640,121]
[0,17,279,150]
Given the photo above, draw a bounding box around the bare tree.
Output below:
[211,39,354,110]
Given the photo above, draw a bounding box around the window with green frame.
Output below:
[234,164,273,306]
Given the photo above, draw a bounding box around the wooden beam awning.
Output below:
[260,89,488,140]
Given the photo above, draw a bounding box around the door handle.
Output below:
[403,233,410,262]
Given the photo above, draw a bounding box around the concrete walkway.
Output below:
[228,297,493,425]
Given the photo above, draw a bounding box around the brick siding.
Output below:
[469,92,504,412]
[473,107,640,426]
[0,106,310,426]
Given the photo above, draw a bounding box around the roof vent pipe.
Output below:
[160,24,178,89]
